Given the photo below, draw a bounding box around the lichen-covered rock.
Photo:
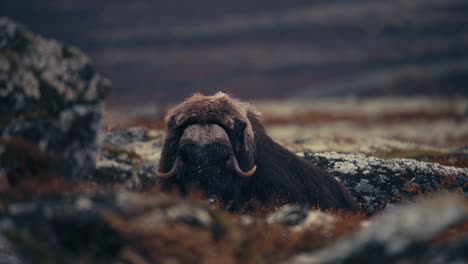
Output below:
[304,152,468,214]
[95,127,162,189]
[0,191,215,263]
[96,127,467,208]
[267,205,337,231]
[0,194,124,262]
[0,234,25,264]
[289,194,468,264]
[266,205,310,226]
[0,17,110,182]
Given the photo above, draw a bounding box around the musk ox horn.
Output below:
[154,156,181,178]
[227,154,256,177]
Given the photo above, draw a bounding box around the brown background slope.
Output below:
[2,0,468,103]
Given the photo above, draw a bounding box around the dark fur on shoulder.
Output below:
[157,92,359,212]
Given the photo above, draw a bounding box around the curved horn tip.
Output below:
[153,158,180,178]
[153,169,173,178]
[229,154,257,177]
[242,165,257,177]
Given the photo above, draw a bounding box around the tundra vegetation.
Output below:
[0,18,467,263]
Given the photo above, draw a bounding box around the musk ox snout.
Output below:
[177,142,235,192]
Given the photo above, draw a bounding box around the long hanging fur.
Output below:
[158,92,359,212]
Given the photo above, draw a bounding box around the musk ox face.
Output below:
[155,92,359,212]
[158,123,255,197]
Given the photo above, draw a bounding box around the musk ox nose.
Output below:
[179,143,232,165]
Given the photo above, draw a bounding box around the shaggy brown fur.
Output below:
[164,92,256,153]
[158,92,359,212]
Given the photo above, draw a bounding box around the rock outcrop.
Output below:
[0,191,217,263]
[94,127,468,214]
[289,194,468,264]
[305,152,468,214]
[0,18,110,182]
[95,127,162,189]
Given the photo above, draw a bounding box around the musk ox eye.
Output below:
[224,151,232,161]
[236,121,247,130]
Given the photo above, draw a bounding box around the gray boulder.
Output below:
[0,192,215,263]
[305,152,468,214]
[289,194,468,264]
[0,17,110,182]
[95,127,162,189]
[266,204,310,226]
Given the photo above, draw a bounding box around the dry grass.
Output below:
[106,205,366,264]
[0,179,367,263]
[2,176,466,263]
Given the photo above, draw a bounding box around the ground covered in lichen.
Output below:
[104,97,467,168]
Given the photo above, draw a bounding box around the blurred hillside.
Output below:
[2,0,468,103]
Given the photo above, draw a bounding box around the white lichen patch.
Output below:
[102,128,164,163]
[293,210,337,232]
[75,197,94,210]
[125,141,162,162]
[311,152,468,177]
[96,158,133,171]
[333,162,359,175]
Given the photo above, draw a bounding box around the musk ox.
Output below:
[155,92,359,212]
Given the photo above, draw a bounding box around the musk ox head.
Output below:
[155,92,359,212]
[155,93,257,198]
[157,123,255,196]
